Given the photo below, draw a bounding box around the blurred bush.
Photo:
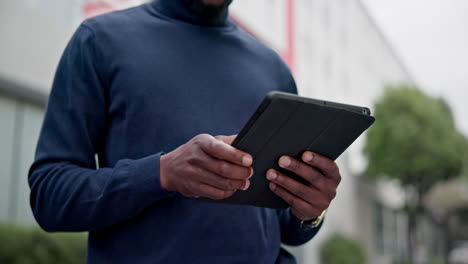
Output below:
[393,256,446,264]
[320,233,367,264]
[427,256,446,264]
[0,223,87,264]
[392,260,412,264]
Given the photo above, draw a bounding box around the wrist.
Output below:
[292,209,327,230]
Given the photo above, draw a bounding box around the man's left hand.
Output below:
[266,151,341,221]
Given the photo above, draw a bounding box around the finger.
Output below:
[199,135,253,167]
[197,166,249,191]
[194,182,236,200]
[266,169,319,203]
[195,151,253,180]
[277,156,324,187]
[302,151,340,182]
[214,135,237,145]
[269,182,323,218]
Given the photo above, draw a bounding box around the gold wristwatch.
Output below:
[300,209,327,230]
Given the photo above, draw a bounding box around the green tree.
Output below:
[320,233,367,264]
[364,85,467,261]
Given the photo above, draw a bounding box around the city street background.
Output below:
[0,0,467,263]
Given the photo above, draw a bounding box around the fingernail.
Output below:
[303,152,314,162]
[242,155,253,166]
[266,170,277,181]
[241,180,250,191]
[279,156,291,168]
[249,168,254,178]
[269,182,276,191]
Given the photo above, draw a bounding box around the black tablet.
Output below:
[208,91,375,209]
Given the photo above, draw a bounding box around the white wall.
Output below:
[0,0,75,93]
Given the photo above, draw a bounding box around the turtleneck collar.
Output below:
[151,0,233,27]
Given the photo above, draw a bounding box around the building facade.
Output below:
[1,0,414,263]
[0,0,73,226]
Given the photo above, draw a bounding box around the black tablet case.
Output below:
[207,91,375,209]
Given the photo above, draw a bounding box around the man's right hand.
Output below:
[159,134,253,200]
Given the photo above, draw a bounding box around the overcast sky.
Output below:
[362,0,468,136]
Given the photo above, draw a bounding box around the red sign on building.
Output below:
[82,0,138,19]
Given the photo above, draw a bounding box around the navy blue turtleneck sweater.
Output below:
[29,0,322,263]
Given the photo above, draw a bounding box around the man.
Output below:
[28,0,341,263]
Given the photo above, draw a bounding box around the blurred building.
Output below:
[0,0,438,263]
[0,0,145,224]
[0,0,74,226]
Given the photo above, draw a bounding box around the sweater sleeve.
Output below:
[277,208,323,246]
[28,24,173,232]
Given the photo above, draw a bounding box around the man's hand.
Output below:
[160,134,253,200]
[266,152,341,221]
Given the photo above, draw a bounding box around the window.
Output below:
[374,202,407,258]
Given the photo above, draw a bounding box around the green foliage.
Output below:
[392,260,412,264]
[0,223,87,264]
[392,256,446,264]
[320,233,367,264]
[427,256,446,264]
[364,85,467,191]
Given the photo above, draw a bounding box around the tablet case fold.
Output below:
[208,92,375,209]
